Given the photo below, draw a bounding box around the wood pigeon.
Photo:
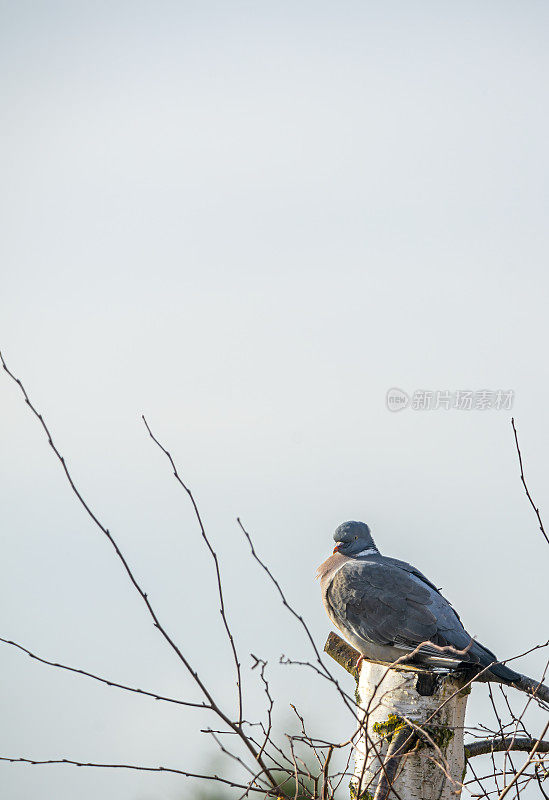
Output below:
[318,520,520,683]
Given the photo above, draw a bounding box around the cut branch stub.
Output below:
[324,631,360,680]
[325,633,470,800]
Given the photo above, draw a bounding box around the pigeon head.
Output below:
[332,521,378,557]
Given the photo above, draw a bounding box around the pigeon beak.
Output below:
[333,544,340,554]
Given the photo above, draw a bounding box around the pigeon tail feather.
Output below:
[470,641,521,684]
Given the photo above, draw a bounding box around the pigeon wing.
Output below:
[327,559,468,654]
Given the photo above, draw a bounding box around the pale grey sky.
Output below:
[1,2,548,799]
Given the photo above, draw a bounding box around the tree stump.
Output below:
[325,633,470,800]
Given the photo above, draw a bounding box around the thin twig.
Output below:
[0,637,208,710]
[0,755,277,794]
[251,654,274,761]
[142,414,244,725]
[237,518,357,717]
[320,745,334,800]
[511,418,549,545]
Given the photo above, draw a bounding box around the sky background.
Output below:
[1,2,549,798]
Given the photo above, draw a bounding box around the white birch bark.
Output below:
[352,662,469,800]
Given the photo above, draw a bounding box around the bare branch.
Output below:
[202,730,262,780]
[237,518,356,716]
[466,738,549,758]
[142,414,243,725]
[511,417,549,545]
[0,755,278,794]
[250,655,274,761]
[320,745,334,800]
[0,637,209,709]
